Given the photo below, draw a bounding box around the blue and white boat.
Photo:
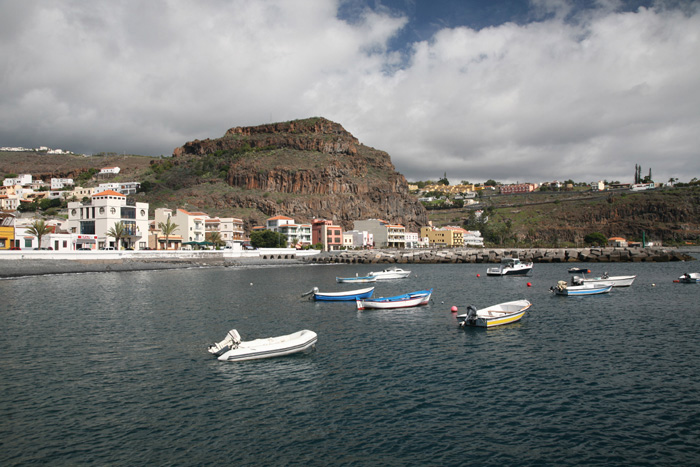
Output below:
[303,286,375,301]
[551,281,612,296]
[356,288,433,310]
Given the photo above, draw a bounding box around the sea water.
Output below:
[1,259,699,465]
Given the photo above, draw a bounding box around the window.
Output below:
[25,239,32,248]
[80,221,95,235]
[0,239,5,248]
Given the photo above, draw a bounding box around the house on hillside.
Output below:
[608,237,628,247]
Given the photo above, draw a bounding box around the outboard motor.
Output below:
[301,287,319,299]
[461,305,478,327]
[208,328,242,356]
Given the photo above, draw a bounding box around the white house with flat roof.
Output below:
[66,190,149,250]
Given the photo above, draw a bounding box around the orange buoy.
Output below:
[477,273,480,277]
[527,282,532,287]
[450,306,458,313]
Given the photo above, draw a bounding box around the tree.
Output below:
[26,219,52,249]
[437,172,449,186]
[250,230,287,248]
[106,222,127,250]
[207,231,225,249]
[484,179,498,187]
[584,232,608,247]
[158,217,178,250]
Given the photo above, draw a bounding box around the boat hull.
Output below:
[313,287,375,301]
[217,330,318,362]
[336,276,377,283]
[357,289,432,310]
[578,275,636,287]
[486,267,532,276]
[555,285,612,296]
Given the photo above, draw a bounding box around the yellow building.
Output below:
[0,213,15,249]
[420,225,465,247]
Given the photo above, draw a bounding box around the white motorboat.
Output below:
[208,329,318,362]
[457,300,532,328]
[367,267,411,280]
[486,258,533,276]
[572,272,636,287]
[678,272,700,283]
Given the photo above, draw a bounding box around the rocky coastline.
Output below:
[305,247,696,264]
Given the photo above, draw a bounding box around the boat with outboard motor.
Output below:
[208,329,318,362]
[486,258,533,276]
[551,281,612,296]
[571,272,636,287]
[356,288,433,310]
[677,272,700,283]
[302,286,375,301]
[457,300,532,328]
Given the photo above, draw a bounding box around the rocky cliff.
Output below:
[166,117,428,230]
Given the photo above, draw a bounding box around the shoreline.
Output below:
[1,246,696,278]
[0,256,307,279]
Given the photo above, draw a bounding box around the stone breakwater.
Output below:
[305,247,696,264]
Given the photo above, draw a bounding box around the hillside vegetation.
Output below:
[429,187,700,246]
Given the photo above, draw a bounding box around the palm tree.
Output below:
[105,222,126,250]
[26,219,52,249]
[207,231,224,249]
[158,217,178,250]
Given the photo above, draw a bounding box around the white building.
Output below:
[463,230,484,247]
[96,182,140,195]
[3,174,32,187]
[51,178,75,190]
[155,208,207,244]
[353,219,406,249]
[99,167,121,175]
[343,229,374,249]
[66,190,149,250]
[266,215,295,231]
[278,223,312,247]
[206,216,246,246]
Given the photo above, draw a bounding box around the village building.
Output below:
[66,190,149,250]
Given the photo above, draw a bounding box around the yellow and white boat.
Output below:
[457,300,532,328]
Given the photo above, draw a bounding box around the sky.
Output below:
[1,0,698,185]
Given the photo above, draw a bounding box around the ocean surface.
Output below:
[2,255,700,466]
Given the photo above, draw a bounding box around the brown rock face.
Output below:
[170,117,428,230]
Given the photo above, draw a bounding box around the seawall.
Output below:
[305,247,696,264]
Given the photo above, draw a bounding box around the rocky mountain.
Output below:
[158,117,428,230]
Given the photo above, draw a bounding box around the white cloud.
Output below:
[0,0,698,184]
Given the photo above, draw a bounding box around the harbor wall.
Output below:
[305,247,696,264]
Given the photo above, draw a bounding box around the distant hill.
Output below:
[148,117,428,231]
